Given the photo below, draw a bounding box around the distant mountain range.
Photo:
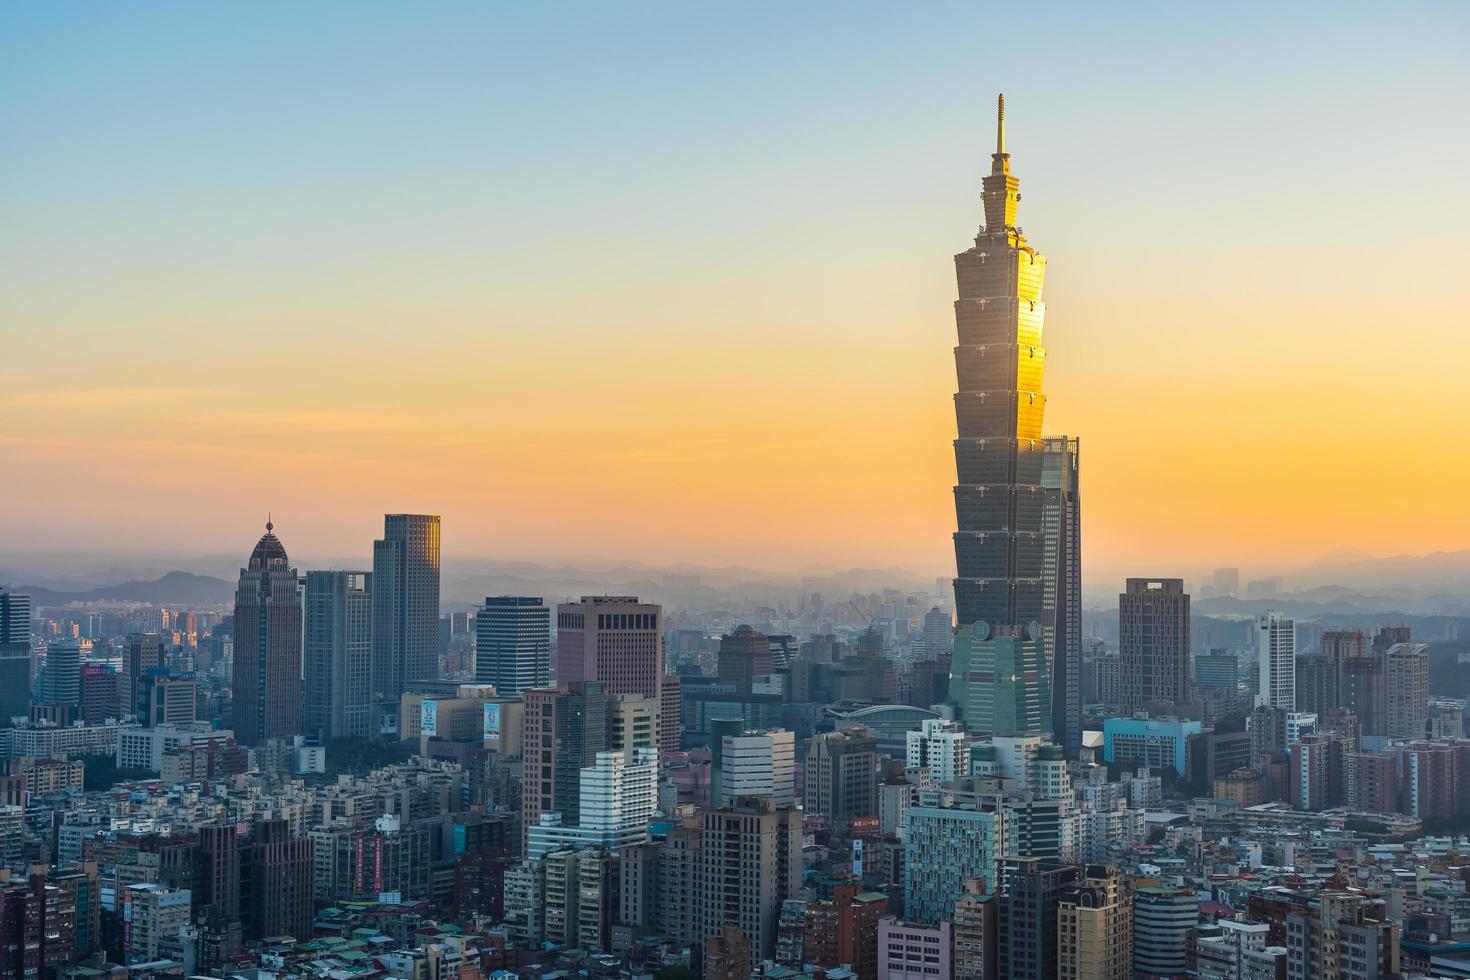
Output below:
[13,571,237,608]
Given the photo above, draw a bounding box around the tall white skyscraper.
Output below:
[475,596,550,694]
[1256,610,1296,710]
[906,718,972,784]
[372,514,441,701]
[526,747,657,858]
[718,729,796,808]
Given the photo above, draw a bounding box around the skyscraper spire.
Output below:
[996,93,1006,155]
[982,92,1019,232]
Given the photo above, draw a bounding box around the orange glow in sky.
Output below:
[3,5,1467,585]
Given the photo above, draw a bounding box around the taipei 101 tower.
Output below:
[947,95,1072,741]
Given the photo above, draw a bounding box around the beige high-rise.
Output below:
[1057,865,1133,980]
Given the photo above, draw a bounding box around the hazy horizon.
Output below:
[5,3,1468,578]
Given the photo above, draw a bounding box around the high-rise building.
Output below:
[1195,650,1238,692]
[243,818,314,942]
[527,749,657,859]
[1386,641,1429,740]
[1295,653,1338,718]
[693,797,802,961]
[953,879,998,980]
[79,665,119,724]
[1132,885,1198,978]
[1043,435,1082,757]
[0,593,29,647]
[232,520,302,746]
[1283,891,1398,980]
[372,513,442,701]
[1255,611,1295,711]
[803,882,888,980]
[556,596,663,698]
[1330,630,1384,738]
[1118,579,1190,714]
[660,674,681,754]
[520,682,608,854]
[139,669,198,727]
[475,596,550,694]
[718,729,795,808]
[905,800,1007,925]
[303,571,374,740]
[123,633,162,719]
[921,608,953,661]
[804,728,878,827]
[998,858,1078,980]
[906,718,972,783]
[717,625,771,693]
[40,641,81,709]
[1195,919,1285,980]
[1057,865,1133,980]
[123,883,191,964]
[1210,568,1240,598]
[947,96,1052,739]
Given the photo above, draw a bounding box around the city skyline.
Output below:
[4,4,1469,582]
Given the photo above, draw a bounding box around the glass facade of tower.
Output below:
[949,96,1052,738]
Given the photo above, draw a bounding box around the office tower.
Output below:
[1330,629,1385,737]
[527,748,657,858]
[232,520,303,746]
[998,858,1078,980]
[139,669,198,727]
[1295,653,1338,718]
[718,729,795,808]
[953,879,998,980]
[1284,891,1398,980]
[556,595,663,698]
[1042,435,1081,757]
[904,802,1007,925]
[123,633,162,718]
[1057,865,1133,980]
[243,818,314,942]
[520,681,608,854]
[660,674,681,754]
[1386,641,1430,739]
[609,694,659,759]
[947,95,1052,738]
[717,625,771,693]
[1118,579,1190,713]
[1132,886,1198,978]
[693,797,802,960]
[79,665,120,723]
[1255,610,1295,711]
[1211,568,1240,598]
[906,718,972,783]
[191,823,241,928]
[475,596,550,694]
[803,882,888,980]
[1195,650,1238,692]
[804,728,878,827]
[0,590,31,722]
[372,513,442,700]
[921,607,953,660]
[41,641,81,708]
[303,571,373,740]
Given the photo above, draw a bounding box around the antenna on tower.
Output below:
[996,93,1006,156]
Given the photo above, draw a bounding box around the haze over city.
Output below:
[5,3,1469,588]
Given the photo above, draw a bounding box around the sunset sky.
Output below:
[3,3,1468,585]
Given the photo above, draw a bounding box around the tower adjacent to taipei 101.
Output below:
[947,95,1061,739]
